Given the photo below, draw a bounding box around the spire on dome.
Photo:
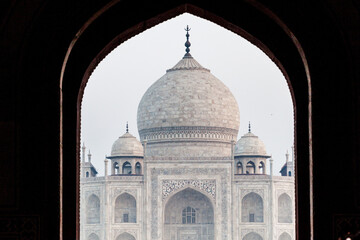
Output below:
[248,122,251,133]
[184,25,192,57]
[126,121,129,133]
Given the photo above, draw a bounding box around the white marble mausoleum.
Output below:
[80,31,295,240]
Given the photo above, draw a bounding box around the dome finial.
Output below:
[184,25,192,57]
[248,121,251,133]
[126,121,129,133]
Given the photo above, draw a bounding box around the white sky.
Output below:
[81,13,294,176]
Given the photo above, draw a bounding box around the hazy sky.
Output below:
[81,13,294,176]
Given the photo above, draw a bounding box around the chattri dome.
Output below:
[110,131,143,157]
[235,127,269,157]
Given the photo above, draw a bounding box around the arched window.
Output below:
[246,161,256,174]
[236,161,243,174]
[116,232,136,240]
[242,192,263,222]
[115,193,136,223]
[86,171,89,177]
[243,232,263,240]
[259,161,265,174]
[278,193,292,223]
[88,233,100,240]
[86,194,100,224]
[135,162,141,174]
[122,162,132,174]
[279,232,292,240]
[182,206,196,224]
[114,162,119,174]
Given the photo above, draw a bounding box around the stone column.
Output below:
[104,157,108,177]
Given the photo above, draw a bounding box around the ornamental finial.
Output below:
[126,121,129,133]
[184,25,191,57]
[248,121,251,133]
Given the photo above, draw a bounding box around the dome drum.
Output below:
[139,126,238,143]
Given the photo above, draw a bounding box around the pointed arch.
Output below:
[113,161,120,174]
[122,161,132,174]
[86,194,100,224]
[135,162,141,174]
[62,1,314,238]
[242,192,263,222]
[279,232,292,240]
[116,232,136,240]
[278,193,292,223]
[243,232,263,240]
[236,161,243,174]
[246,161,256,174]
[164,188,214,240]
[259,161,265,174]
[115,193,136,223]
[88,233,100,240]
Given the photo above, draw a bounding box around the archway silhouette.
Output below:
[60,2,311,239]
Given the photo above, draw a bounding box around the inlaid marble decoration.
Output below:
[162,179,216,201]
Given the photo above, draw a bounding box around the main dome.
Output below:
[137,56,240,132]
[137,52,240,158]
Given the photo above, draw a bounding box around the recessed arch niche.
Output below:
[60,2,311,239]
[164,188,214,240]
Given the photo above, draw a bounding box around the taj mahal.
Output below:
[80,28,295,240]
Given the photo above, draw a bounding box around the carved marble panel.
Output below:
[162,179,216,201]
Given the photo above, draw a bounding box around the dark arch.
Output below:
[242,192,263,222]
[135,162,141,174]
[164,188,214,240]
[236,161,243,174]
[115,193,136,223]
[60,2,312,239]
[278,193,292,223]
[116,232,136,240]
[246,161,256,174]
[113,161,120,174]
[259,161,265,174]
[86,194,100,224]
[122,161,132,174]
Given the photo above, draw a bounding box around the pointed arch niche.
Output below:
[60,2,312,240]
[164,188,214,240]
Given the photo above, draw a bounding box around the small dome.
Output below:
[111,132,143,157]
[235,132,269,157]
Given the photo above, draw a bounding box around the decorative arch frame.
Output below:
[163,187,215,239]
[59,1,312,239]
[113,192,137,223]
[241,191,264,223]
[86,194,100,224]
[278,192,293,223]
